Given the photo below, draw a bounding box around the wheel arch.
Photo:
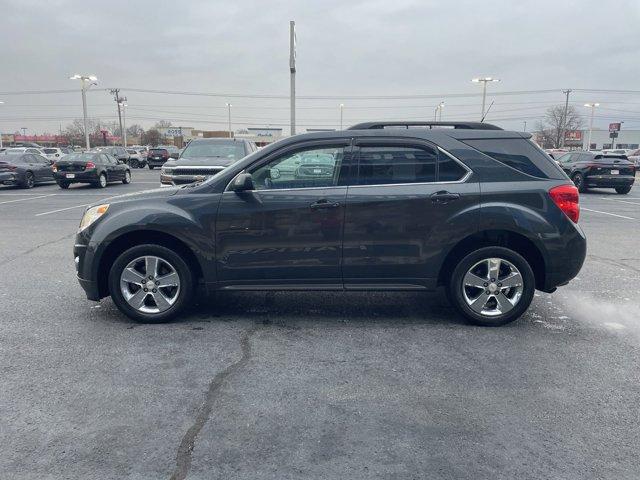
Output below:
[96,230,204,298]
[438,229,546,291]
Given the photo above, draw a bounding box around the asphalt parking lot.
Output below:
[1,169,639,480]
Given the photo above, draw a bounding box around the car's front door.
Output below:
[342,138,479,290]
[215,140,354,288]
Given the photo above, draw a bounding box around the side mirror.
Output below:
[230,173,254,192]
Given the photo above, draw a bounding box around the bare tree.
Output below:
[154,120,172,129]
[141,129,161,146]
[126,124,145,137]
[535,105,584,149]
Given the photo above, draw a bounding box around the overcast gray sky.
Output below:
[2,0,640,135]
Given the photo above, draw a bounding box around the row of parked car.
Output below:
[0,148,132,189]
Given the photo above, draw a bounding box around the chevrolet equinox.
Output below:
[74,121,586,326]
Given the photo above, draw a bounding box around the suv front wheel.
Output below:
[108,244,195,322]
[448,247,535,326]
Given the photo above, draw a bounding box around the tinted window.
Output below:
[43,148,57,154]
[250,146,346,190]
[464,138,548,178]
[358,146,436,185]
[439,154,468,181]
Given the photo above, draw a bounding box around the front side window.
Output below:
[357,146,436,185]
[250,146,346,190]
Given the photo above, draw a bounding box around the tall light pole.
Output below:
[434,101,444,121]
[339,103,344,130]
[584,103,599,151]
[0,100,3,149]
[226,103,232,138]
[70,74,97,149]
[472,77,500,121]
[120,101,128,147]
[289,20,296,136]
[523,120,527,132]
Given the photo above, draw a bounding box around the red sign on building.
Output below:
[609,122,621,133]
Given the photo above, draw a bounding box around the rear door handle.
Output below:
[430,191,460,203]
[310,199,341,210]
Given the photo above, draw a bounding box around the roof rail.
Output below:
[347,121,502,131]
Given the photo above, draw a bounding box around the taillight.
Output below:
[85,161,96,169]
[549,184,579,223]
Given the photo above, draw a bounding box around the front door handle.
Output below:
[310,199,341,210]
[430,191,460,204]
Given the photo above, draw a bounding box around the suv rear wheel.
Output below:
[448,247,535,326]
[615,185,632,194]
[572,172,587,193]
[108,244,195,323]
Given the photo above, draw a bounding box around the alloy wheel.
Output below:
[462,257,524,317]
[119,255,181,314]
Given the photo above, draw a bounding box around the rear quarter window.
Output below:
[463,138,559,178]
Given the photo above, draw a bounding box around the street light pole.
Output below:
[70,74,97,150]
[289,20,296,136]
[472,77,500,121]
[0,100,3,149]
[438,101,444,121]
[339,104,344,130]
[226,103,232,138]
[584,103,599,151]
[121,101,128,147]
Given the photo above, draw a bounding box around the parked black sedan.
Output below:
[556,151,635,194]
[53,152,131,189]
[0,152,55,188]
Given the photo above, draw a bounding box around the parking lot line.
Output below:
[581,207,635,220]
[35,203,93,217]
[0,194,56,205]
[600,197,640,205]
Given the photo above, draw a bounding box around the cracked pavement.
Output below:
[1,170,639,479]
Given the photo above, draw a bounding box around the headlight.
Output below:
[161,167,173,175]
[79,204,109,232]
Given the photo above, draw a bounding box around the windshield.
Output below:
[43,148,58,154]
[181,142,245,159]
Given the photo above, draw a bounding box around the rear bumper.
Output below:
[542,223,587,292]
[54,171,98,183]
[147,158,168,167]
[585,175,635,188]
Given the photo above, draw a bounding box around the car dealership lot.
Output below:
[1,171,639,479]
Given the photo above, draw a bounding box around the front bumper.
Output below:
[0,171,19,185]
[74,242,100,301]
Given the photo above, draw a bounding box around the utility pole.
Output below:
[110,89,124,146]
[472,77,500,121]
[226,103,232,137]
[289,20,296,136]
[0,100,3,149]
[70,75,97,149]
[560,89,572,148]
[523,120,527,132]
[339,103,344,130]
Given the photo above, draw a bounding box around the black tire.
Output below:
[130,159,139,168]
[572,172,587,193]
[21,171,35,189]
[108,244,195,323]
[148,165,155,170]
[615,185,632,194]
[94,173,107,188]
[122,170,131,184]
[57,181,70,189]
[447,246,536,327]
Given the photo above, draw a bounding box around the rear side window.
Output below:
[358,146,436,185]
[463,138,550,178]
[439,154,468,181]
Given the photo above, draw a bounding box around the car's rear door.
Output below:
[342,138,479,290]
[215,138,355,288]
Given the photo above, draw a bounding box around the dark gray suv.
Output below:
[73,121,586,326]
